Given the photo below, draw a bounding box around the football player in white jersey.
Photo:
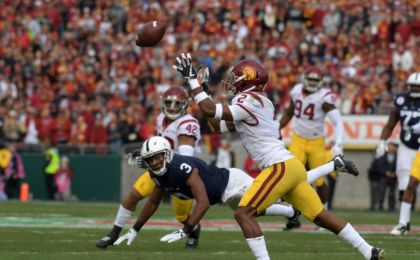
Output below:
[173,53,384,260]
[96,86,202,249]
[279,67,344,229]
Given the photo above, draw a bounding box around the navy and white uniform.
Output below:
[150,154,254,208]
[394,93,420,190]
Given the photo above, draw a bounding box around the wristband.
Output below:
[133,220,144,232]
[188,78,200,90]
[194,92,209,104]
[213,103,223,119]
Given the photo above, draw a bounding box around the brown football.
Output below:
[136,21,166,47]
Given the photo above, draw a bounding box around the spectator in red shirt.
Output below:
[38,108,55,144]
[89,113,108,154]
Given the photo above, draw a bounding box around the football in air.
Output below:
[136,20,166,47]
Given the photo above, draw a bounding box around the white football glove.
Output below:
[375,140,387,158]
[113,228,138,246]
[160,228,187,243]
[331,142,343,156]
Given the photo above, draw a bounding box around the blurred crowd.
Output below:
[0,0,419,151]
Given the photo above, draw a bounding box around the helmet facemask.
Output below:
[221,69,262,96]
[408,84,420,98]
[140,137,174,176]
[161,96,188,120]
[303,76,323,92]
[142,151,172,176]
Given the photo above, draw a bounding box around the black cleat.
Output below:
[333,155,359,176]
[185,224,201,249]
[283,208,301,231]
[96,235,117,249]
[370,247,386,260]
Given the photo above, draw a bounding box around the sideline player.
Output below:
[96,86,202,249]
[280,67,344,230]
[280,67,344,211]
[112,136,358,246]
[174,53,385,260]
[374,72,420,235]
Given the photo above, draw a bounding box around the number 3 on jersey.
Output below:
[294,100,315,120]
[180,163,192,173]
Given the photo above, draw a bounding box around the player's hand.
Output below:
[173,53,198,81]
[113,228,138,246]
[331,143,343,156]
[127,150,141,166]
[375,140,387,158]
[160,228,187,243]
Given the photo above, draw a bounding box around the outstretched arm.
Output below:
[173,53,235,121]
[184,168,210,228]
[380,105,399,140]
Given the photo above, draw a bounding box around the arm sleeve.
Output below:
[326,109,344,144]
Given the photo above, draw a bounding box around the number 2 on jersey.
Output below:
[294,100,315,120]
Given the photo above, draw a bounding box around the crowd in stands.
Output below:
[0,0,419,151]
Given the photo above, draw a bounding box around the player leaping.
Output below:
[173,53,384,260]
[112,136,359,247]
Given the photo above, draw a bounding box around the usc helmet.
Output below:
[303,67,323,92]
[161,86,189,120]
[406,72,420,98]
[140,136,174,176]
[222,59,269,95]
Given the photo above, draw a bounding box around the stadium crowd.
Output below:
[0,0,419,150]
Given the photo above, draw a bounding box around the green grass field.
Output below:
[0,201,419,260]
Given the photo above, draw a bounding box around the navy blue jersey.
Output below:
[150,154,229,205]
[394,93,420,150]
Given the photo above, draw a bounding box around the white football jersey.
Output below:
[230,92,294,169]
[289,83,336,139]
[156,113,201,154]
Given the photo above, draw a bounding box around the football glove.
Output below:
[113,228,138,246]
[331,142,343,156]
[173,53,198,81]
[127,150,141,166]
[375,140,387,158]
[160,228,187,243]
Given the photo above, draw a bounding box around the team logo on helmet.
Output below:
[243,66,257,81]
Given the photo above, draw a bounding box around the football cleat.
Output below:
[333,155,359,176]
[283,208,301,231]
[370,247,386,260]
[185,224,201,249]
[96,235,117,249]
[390,223,409,235]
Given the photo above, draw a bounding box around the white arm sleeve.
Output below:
[178,145,195,156]
[326,109,344,144]
[228,104,251,121]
